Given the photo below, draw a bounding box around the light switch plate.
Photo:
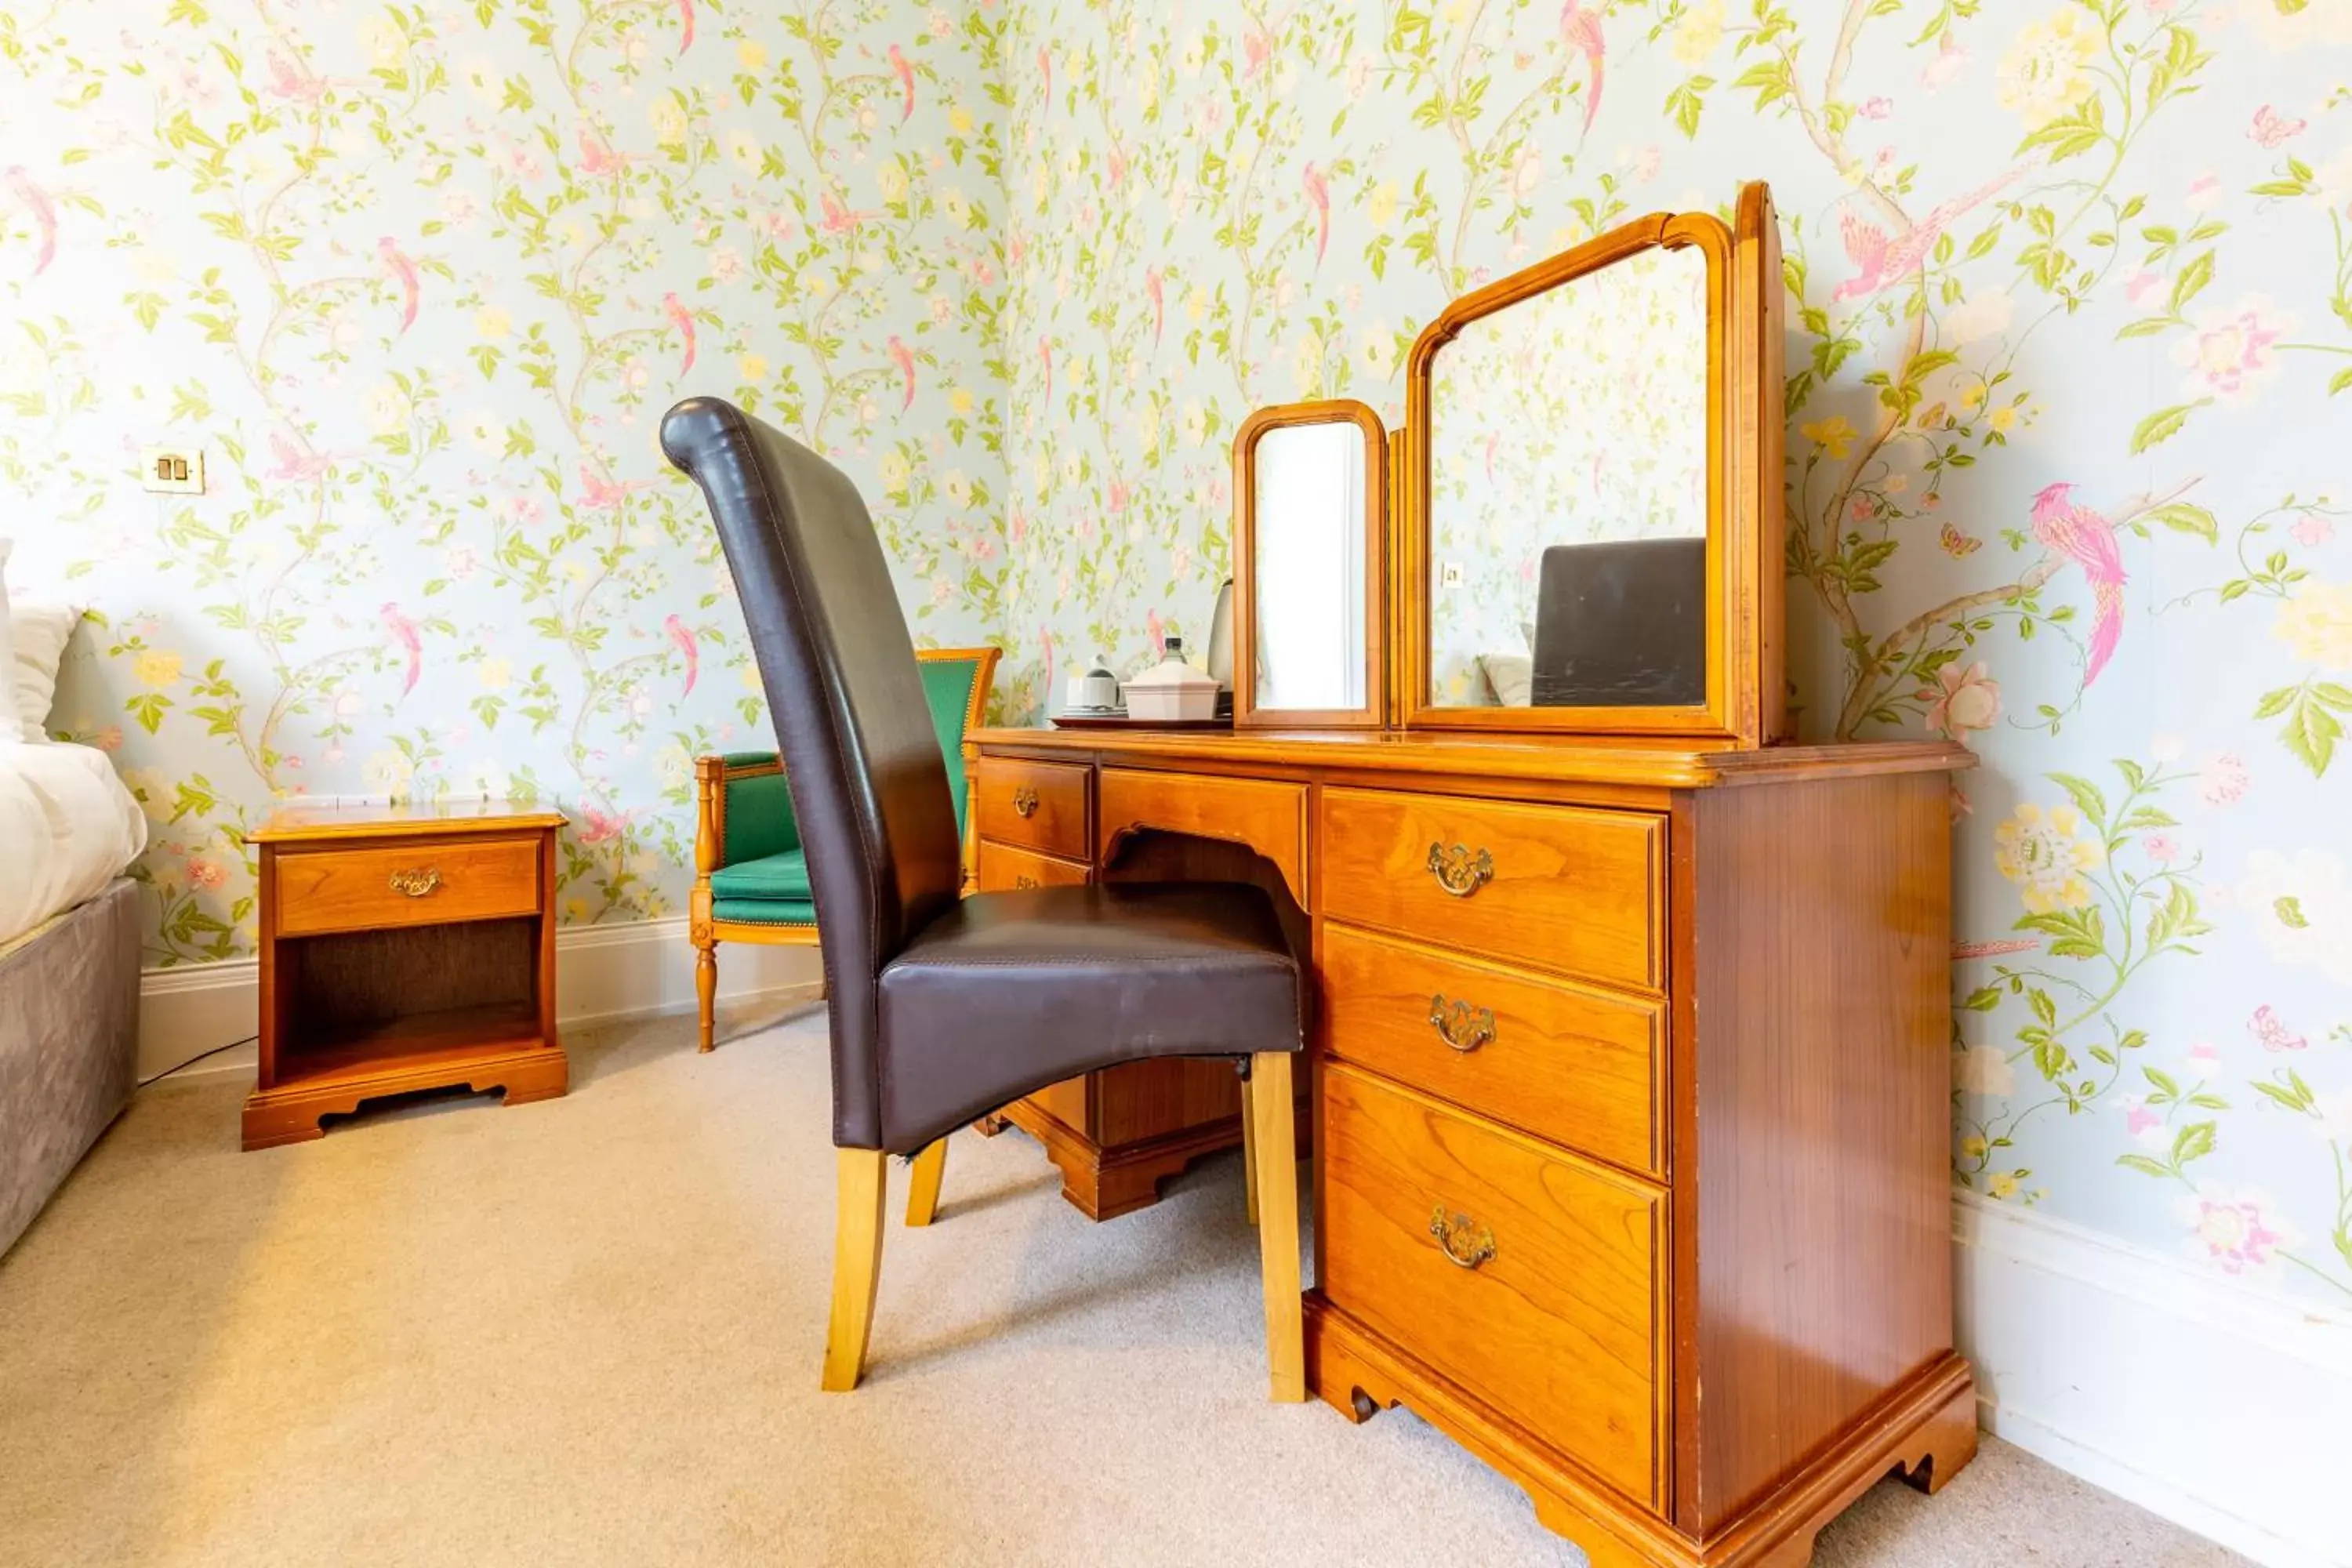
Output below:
[140,446,205,495]
[1440,561,1465,588]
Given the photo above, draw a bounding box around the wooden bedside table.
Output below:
[241,799,569,1151]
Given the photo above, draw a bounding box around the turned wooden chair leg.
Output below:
[822,1149,888,1392]
[905,1138,948,1227]
[1239,1073,1261,1226]
[694,938,718,1052]
[1247,1051,1305,1403]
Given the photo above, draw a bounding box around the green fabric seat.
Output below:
[706,652,989,932]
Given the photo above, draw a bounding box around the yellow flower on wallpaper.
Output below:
[1994,803,2103,914]
[949,106,975,135]
[1367,181,1399,227]
[132,650,182,689]
[1997,9,2099,130]
[949,387,975,416]
[1673,0,1726,66]
[736,39,768,71]
[2274,580,2352,670]
[739,352,769,383]
[651,93,688,148]
[480,657,512,691]
[475,307,511,340]
[1799,416,1857,459]
[880,450,912,497]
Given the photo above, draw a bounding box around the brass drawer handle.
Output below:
[1014,874,1040,889]
[1012,785,1040,818]
[1428,994,1495,1052]
[1425,841,1494,897]
[1429,1206,1497,1270]
[388,867,442,898]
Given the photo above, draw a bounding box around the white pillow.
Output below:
[8,597,81,743]
[0,539,20,739]
[1478,652,1533,707]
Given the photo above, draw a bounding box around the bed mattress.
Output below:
[0,743,148,951]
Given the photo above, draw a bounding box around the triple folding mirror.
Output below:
[1229,181,1784,746]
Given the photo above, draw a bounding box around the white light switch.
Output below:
[1440,561,1464,588]
[140,447,205,495]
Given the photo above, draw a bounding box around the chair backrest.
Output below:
[663,397,963,1149]
[914,647,1000,839]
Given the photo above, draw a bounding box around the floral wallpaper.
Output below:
[989,0,2352,1311]
[1426,240,1710,699]
[0,0,1011,960]
[5,0,2351,1312]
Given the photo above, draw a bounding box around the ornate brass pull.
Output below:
[387,867,442,898]
[1428,994,1496,1053]
[1014,874,1040,889]
[1012,785,1040,818]
[1429,1207,1497,1270]
[1425,841,1494,898]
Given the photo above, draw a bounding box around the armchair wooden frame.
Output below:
[689,644,1000,1051]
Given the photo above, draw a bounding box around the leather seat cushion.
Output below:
[710,848,812,902]
[875,882,1301,1152]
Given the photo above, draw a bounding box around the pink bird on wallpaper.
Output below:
[1833,169,2021,303]
[886,333,916,410]
[266,432,333,483]
[2031,481,2127,688]
[663,292,696,374]
[379,603,422,698]
[1145,267,1165,347]
[819,190,874,234]
[1038,627,1056,705]
[1559,0,1606,132]
[1146,608,1165,658]
[577,126,624,178]
[579,461,652,511]
[887,44,916,122]
[663,614,700,696]
[376,236,420,334]
[1482,430,1501,484]
[265,45,325,103]
[675,0,695,53]
[6,167,58,276]
[1301,162,1330,266]
[1037,46,1051,102]
[1039,336,1053,399]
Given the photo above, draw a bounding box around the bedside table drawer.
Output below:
[274,837,544,936]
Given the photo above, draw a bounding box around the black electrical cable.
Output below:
[137,1033,258,1089]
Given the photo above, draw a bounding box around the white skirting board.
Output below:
[138,916,824,1083]
[1955,1192,2352,1568]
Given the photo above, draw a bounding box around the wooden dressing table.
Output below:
[974,183,1979,1564]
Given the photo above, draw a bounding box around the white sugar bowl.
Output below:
[1123,637,1219,722]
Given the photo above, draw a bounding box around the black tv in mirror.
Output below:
[1530,538,1706,708]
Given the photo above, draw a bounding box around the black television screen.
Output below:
[1529,538,1706,707]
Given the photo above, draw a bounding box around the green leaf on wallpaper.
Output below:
[2328,366,2352,397]
[2144,503,2218,542]
[2115,1153,2170,1178]
[2253,684,2296,718]
[2049,771,2107,822]
[2168,252,2215,313]
[2274,896,2310,929]
[2129,401,2206,453]
[2281,691,2341,776]
[2172,1121,2217,1166]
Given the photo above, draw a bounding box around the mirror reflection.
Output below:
[1252,420,1368,712]
[1427,242,1710,710]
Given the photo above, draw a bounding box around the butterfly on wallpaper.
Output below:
[1939,521,1984,557]
[2249,1004,2309,1053]
[2249,104,2307,147]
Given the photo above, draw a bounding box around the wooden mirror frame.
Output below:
[1232,398,1390,730]
[1400,182,1786,746]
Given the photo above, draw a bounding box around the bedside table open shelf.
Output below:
[242,800,569,1151]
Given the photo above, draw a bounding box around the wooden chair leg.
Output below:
[905,1138,948,1227]
[1239,1073,1261,1226]
[822,1149,888,1392]
[1247,1051,1305,1403]
[695,937,717,1052]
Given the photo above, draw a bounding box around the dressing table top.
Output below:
[971,726,1974,793]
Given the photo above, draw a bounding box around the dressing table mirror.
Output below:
[1231,400,1388,729]
[1404,185,1786,746]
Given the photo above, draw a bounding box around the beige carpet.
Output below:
[0,1009,2247,1568]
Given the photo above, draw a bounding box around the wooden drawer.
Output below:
[1318,786,1663,990]
[975,757,1091,859]
[977,839,1091,891]
[1319,1061,1663,1508]
[274,836,543,937]
[1099,768,1308,908]
[1320,924,1662,1178]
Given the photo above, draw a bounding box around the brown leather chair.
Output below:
[662,397,1306,1399]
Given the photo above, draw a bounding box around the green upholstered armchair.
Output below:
[689,645,1001,1051]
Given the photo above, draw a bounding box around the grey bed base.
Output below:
[0,877,139,1259]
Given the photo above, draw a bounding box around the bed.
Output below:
[1,741,150,1258]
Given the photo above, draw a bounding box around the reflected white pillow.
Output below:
[8,597,80,743]
[1478,652,1533,707]
[0,539,19,739]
